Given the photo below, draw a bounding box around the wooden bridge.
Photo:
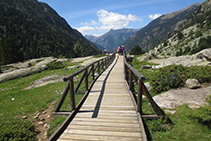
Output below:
[49,53,166,141]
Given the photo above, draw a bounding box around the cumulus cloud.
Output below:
[149,14,162,20]
[76,26,94,34]
[77,10,142,35]
[96,10,142,31]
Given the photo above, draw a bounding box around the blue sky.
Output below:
[38,0,205,36]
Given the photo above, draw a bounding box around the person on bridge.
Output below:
[117,45,125,55]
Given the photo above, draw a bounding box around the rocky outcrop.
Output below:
[0,57,56,83]
[149,48,211,69]
[153,85,211,109]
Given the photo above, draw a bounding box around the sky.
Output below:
[38,0,205,36]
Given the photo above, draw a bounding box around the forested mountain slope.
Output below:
[123,3,201,51]
[0,0,100,64]
[149,0,211,57]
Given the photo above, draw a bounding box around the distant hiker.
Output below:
[117,45,124,55]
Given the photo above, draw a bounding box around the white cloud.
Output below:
[81,20,98,25]
[77,10,142,35]
[76,26,94,34]
[96,10,142,30]
[149,14,162,20]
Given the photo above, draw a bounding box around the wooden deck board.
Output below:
[58,55,143,140]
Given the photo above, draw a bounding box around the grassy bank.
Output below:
[131,55,211,141]
[0,59,87,140]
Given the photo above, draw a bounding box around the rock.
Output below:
[56,58,68,62]
[203,51,211,61]
[22,116,27,119]
[67,66,75,70]
[186,79,201,89]
[126,55,134,63]
[141,65,151,69]
[144,82,153,92]
[188,104,200,110]
[137,55,151,62]
[94,73,98,77]
[153,86,211,109]
[0,57,56,83]
[44,124,49,129]
[165,110,176,114]
[38,121,44,125]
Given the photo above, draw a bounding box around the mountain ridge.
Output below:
[85,28,138,51]
[123,3,202,51]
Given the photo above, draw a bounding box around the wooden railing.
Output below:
[123,53,166,119]
[54,53,116,115]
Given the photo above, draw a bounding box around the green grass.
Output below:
[151,105,211,141]
[0,56,109,140]
[130,55,211,141]
[0,59,93,140]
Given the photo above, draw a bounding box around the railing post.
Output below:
[98,62,100,74]
[54,82,70,112]
[85,69,88,90]
[69,78,75,111]
[137,79,142,113]
[129,69,133,91]
[92,64,95,80]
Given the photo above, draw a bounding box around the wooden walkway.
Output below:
[58,55,144,141]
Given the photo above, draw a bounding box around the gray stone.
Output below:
[153,85,211,109]
[38,122,44,125]
[141,65,152,69]
[56,58,68,62]
[0,57,56,83]
[22,116,27,119]
[188,104,200,110]
[144,82,153,92]
[186,79,201,89]
[203,51,211,61]
[137,55,151,62]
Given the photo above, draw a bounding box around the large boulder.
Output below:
[186,79,201,89]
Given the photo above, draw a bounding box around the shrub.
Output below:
[130,44,142,55]
[46,61,64,70]
[149,65,211,93]
[0,118,37,140]
[149,65,184,93]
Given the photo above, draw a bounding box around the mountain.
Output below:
[148,0,211,57]
[123,3,202,51]
[0,0,100,64]
[85,28,138,52]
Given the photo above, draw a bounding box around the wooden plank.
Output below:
[56,55,144,141]
[69,121,140,128]
[66,124,141,132]
[71,117,139,124]
[62,129,142,138]
[58,134,142,141]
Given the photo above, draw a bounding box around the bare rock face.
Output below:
[153,86,211,109]
[186,79,201,89]
[0,57,56,83]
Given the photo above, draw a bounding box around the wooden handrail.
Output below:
[54,53,116,114]
[123,52,166,119]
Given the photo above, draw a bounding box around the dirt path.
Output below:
[35,100,57,141]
